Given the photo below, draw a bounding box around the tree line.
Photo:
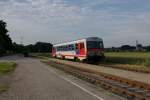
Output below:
[15,42,53,53]
[105,45,150,52]
[0,20,52,56]
[0,20,13,55]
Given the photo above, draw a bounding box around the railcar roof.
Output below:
[53,37,103,47]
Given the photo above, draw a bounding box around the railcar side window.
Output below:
[56,44,78,51]
[69,45,71,50]
[70,44,74,50]
[65,45,67,51]
[75,44,78,49]
[56,47,59,51]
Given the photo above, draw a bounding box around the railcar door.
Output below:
[79,42,85,55]
[52,47,56,56]
[75,43,80,55]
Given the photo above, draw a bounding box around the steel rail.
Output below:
[44,61,150,100]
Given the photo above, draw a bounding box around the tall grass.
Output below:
[106,52,150,59]
[104,52,150,67]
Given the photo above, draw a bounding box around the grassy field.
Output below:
[0,62,16,92]
[103,52,150,67]
[106,52,150,59]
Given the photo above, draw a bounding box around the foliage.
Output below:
[12,42,53,54]
[0,20,53,55]
[13,43,25,53]
[143,46,150,51]
[0,20,13,55]
[26,42,53,53]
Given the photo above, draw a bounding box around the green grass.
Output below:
[106,52,150,59]
[32,53,52,58]
[36,53,52,57]
[103,52,150,67]
[0,62,16,74]
[0,85,9,93]
[0,62,16,93]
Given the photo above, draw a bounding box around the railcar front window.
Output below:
[87,41,103,49]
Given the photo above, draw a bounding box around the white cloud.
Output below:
[0,0,150,47]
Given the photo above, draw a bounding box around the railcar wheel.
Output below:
[74,57,80,62]
[62,56,65,60]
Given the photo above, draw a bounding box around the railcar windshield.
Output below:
[87,41,103,49]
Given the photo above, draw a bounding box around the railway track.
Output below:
[44,60,150,100]
[35,55,150,73]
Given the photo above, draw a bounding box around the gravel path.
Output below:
[49,58,150,84]
[0,56,102,100]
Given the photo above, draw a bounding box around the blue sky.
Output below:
[0,0,150,47]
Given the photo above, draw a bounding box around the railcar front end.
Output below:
[86,37,105,61]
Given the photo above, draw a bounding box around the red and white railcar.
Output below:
[52,37,104,61]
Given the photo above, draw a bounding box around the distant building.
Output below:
[136,40,143,51]
[121,45,136,51]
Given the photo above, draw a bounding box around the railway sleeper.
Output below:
[71,71,150,99]
[46,62,150,100]
[65,68,150,99]
[65,62,143,88]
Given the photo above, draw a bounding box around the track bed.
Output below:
[48,58,150,84]
[43,58,150,100]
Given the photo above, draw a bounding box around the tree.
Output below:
[13,43,25,53]
[26,42,53,53]
[143,46,150,51]
[0,20,13,55]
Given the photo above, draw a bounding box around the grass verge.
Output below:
[0,62,16,74]
[0,85,9,93]
[0,62,16,92]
